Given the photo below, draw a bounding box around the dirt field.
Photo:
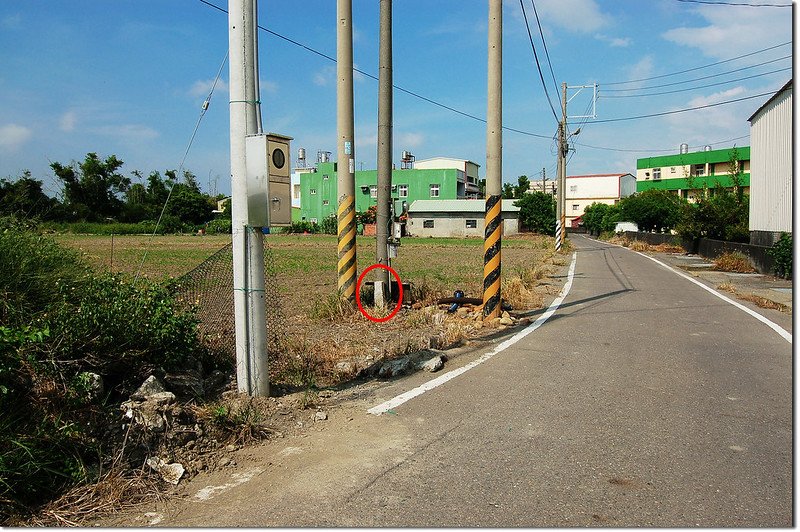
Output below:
[54,232,571,387]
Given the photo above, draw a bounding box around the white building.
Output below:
[747,80,792,246]
[565,173,636,227]
[407,199,520,238]
[413,157,482,198]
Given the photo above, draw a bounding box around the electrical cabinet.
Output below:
[267,133,292,227]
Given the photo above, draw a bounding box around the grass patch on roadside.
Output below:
[712,251,756,273]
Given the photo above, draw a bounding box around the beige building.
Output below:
[565,173,636,227]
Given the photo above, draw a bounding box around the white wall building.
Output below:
[747,79,792,246]
[413,157,482,198]
[407,199,520,238]
[565,173,636,227]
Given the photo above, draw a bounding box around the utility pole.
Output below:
[541,167,546,193]
[556,81,567,251]
[337,0,357,302]
[482,0,502,320]
[229,0,269,396]
[375,0,392,308]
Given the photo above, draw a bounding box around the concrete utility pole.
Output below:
[556,81,567,251]
[375,0,392,307]
[337,0,357,302]
[229,0,269,396]
[482,0,502,319]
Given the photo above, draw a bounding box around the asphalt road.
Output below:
[109,234,792,527]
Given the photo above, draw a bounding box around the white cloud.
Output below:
[313,65,335,87]
[397,132,424,149]
[60,111,77,132]
[662,4,791,59]
[189,78,229,99]
[0,123,32,151]
[261,80,278,93]
[595,34,631,47]
[534,0,612,33]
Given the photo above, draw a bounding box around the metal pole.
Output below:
[482,0,502,319]
[337,0,357,302]
[375,0,393,308]
[230,0,268,396]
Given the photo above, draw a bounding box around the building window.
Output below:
[293,184,301,199]
[423,219,434,228]
[310,218,318,224]
[694,164,705,176]
[370,185,377,198]
[323,174,329,180]
[322,200,329,206]
[466,219,477,229]
[670,167,676,174]
[310,188,317,195]
[569,185,577,193]
[398,184,408,198]
[430,184,440,197]
[653,168,661,180]
[572,204,580,211]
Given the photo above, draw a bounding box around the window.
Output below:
[430,184,440,198]
[322,200,329,206]
[569,185,577,193]
[423,220,434,228]
[310,218,318,224]
[398,184,409,198]
[370,185,377,198]
[653,168,661,180]
[572,204,580,211]
[694,164,705,176]
[670,167,676,174]
[310,188,317,195]
[323,174,329,180]
[466,219,477,229]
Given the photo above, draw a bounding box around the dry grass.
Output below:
[22,468,161,527]
[712,251,756,273]
[716,282,790,313]
[502,276,545,311]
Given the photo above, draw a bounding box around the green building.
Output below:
[636,145,750,201]
[299,159,481,223]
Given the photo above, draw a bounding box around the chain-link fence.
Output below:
[172,241,287,359]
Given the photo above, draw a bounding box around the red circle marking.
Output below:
[356,264,403,323]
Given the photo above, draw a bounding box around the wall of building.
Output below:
[299,162,462,223]
[749,86,792,244]
[406,214,519,238]
[564,174,633,225]
[636,147,751,197]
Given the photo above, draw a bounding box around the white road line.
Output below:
[367,252,578,416]
[633,250,792,344]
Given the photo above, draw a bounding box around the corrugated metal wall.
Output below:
[749,88,792,235]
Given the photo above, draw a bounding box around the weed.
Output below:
[717,282,736,293]
[199,397,273,445]
[502,276,544,310]
[309,291,355,321]
[712,252,756,273]
[768,233,792,279]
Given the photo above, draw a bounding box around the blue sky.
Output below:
[0,0,793,198]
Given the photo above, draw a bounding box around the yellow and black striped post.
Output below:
[482,194,502,318]
[337,194,357,300]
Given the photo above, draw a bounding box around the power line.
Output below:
[602,55,790,91]
[599,41,790,86]
[588,90,774,124]
[676,0,791,6]
[529,0,559,98]
[574,135,750,154]
[518,0,559,122]
[600,66,791,98]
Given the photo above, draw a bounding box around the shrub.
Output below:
[676,187,749,243]
[582,202,619,235]
[318,215,338,235]
[618,189,685,233]
[768,233,792,279]
[206,218,232,234]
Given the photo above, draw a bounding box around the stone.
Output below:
[378,358,412,378]
[501,311,511,320]
[225,444,236,452]
[456,307,469,318]
[218,457,231,468]
[146,457,185,485]
[419,355,445,373]
[131,376,167,401]
[314,411,328,421]
[499,316,514,326]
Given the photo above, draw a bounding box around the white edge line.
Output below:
[367,251,578,416]
[632,250,792,344]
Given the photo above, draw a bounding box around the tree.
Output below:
[502,182,515,199]
[582,202,620,235]
[514,175,530,198]
[51,153,130,221]
[0,172,61,220]
[514,191,556,235]
[618,189,684,233]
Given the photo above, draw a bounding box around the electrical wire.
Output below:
[676,0,791,7]
[573,134,750,153]
[133,52,229,284]
[599,41,790,86]
[518,0,559,123]
[602,55,790,92]
[589,89,774,124]
[530,0,560,100]
[600,66,791,98]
